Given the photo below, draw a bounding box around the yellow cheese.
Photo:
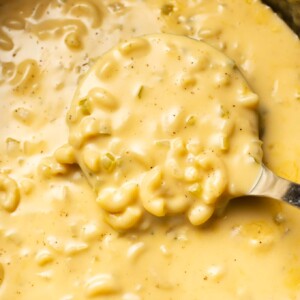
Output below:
[67,33,262,229]
[0,0,300,299]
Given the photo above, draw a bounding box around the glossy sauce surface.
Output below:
[0,0,300,299]
[68,33,262,229]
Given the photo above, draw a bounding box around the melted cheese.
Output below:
[0,0,300,299]
[67,33,262,228]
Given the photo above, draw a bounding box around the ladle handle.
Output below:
[249,165,300,207]
[283,182,300,207]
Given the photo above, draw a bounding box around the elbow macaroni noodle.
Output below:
[0,29,14,51]
[0,174,20,213]
[10,59,41,95]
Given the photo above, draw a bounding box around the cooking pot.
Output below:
[263,0,300,34]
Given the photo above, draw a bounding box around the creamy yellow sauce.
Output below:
[68,33,262,228]
[1,0,300,299]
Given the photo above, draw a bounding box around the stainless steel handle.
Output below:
[249,165,300,207]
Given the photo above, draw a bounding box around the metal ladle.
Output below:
[249,165,300,207]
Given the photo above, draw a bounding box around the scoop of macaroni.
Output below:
[67,34,262,230]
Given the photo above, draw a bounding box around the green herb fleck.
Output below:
[101,153,116,171]
[78,98,91,115]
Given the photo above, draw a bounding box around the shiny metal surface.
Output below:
[249,165,300,207]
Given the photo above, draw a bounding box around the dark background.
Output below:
[263,0,300,35]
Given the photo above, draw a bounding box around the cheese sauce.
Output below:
[0,0,300,299]
[67,33,262,229]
